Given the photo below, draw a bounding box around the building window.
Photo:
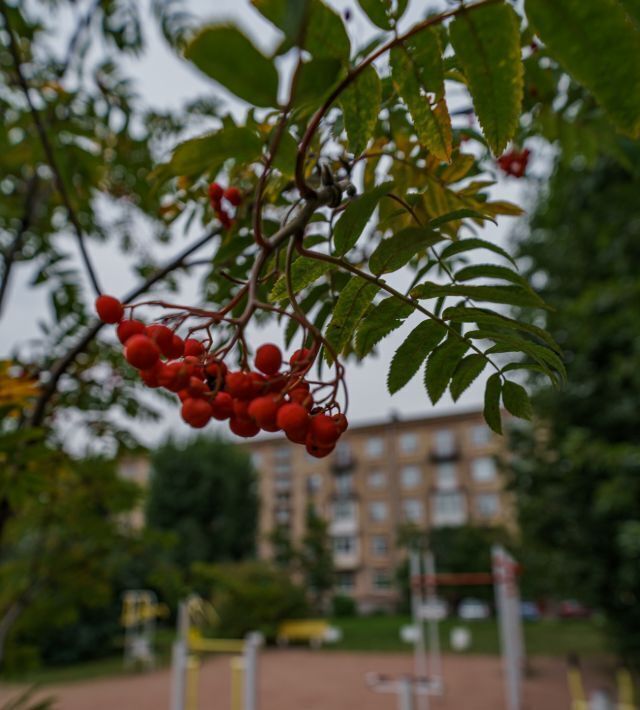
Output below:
[471,456,497,483]
[399,432,418,454]
[307,474,322,494]
[335,441,352,466]
[369,501,388,523]
[335,472,353,497]
[432,492,466,526]
[434,429,456,457]
[336,571,354,592]
[368,470,386,489]
[371,535,389,557]
[366,436,385,458]
[275,509,290,524]
[333,536,356,554]
[372,569,392,590]
[276,491,290,504]
[250,452,262,469]
[471,424,492,447]
[436,463,458,490]
[476,493,500,518]
[275,461,291,475]
[274,476,291,492]
[274,445,290,462]
[402,499,423,523]
[333,500,356,521]
[401,465,421,489]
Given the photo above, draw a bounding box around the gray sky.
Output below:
[1,0,540,449]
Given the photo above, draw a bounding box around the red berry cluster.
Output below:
[497,148,531,178]
[95,295,349,458]
[208,182,242,230]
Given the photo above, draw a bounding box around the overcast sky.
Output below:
[1,0,541,450]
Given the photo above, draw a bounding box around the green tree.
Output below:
[146,435,258,572]
[298,504,334,612]
[509,143,640,661]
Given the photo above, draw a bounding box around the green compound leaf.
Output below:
[333,181,393,256]
[387,319,446,394]
[355,297,414,357]
[325,278,379,358]
[525,0,640,138]
[450,354,487,401]
[454,263,531,289]
[429,209,496,229]
[502,380,533,420]
[391,29,452,161]
[269,257,336,302]
[185,26,279,107]
[484,373,503,434]
[411,282,548,309]
[358,0,409,29]
[424,336,470,404]
[340,64,382,156]
[369,227,443,275]
[450,2,523,154]
[439,238,517,267]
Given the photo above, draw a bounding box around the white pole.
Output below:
[424,552,442,694]
[243,632,261,710]
[410,551,429,710]
[398,677,414,710]
[171,600,189,710]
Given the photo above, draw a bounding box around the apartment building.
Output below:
[246,408,512,613]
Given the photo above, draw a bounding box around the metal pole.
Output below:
[243,632,260,710]
[410,551,429,710]
[424,551,442,694]
[398,678,414,710]
[171,600,189,710]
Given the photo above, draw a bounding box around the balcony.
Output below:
[429,446,460,464]
[333,550,361,570]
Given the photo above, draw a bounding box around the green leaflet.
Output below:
[269,257,336,302]
[333,181,393,256]
[450,354,487,401]
[185,26,279,107]
[387,319,446,394]
[325,278,379,358]
[502,380,533,420]
[450,3,523,154]
[340,65,382,156]
[391,29,452,161]
[250,0,309,47]
[454,263,531,290]
[439,238,517,266]
[369,227,443,275]
[484,373,503,434]
[355,297,414,357]
[429,209,496,229]
[411,282,548,309]
[358,0,409,29]
[296,58,345,109]
[424,335,470,404]
[525,0,640,138]
[305,0,351,60]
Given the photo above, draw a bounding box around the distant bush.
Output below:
[331,595,357,618]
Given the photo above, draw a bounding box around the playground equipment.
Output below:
[171,595,261,710]
[369,545,524,710]
[567,655,637,710]
[276,618,342,648]
[120,589,168,669]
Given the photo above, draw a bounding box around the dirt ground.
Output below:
[0,651,613,710]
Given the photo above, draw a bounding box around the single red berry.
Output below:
[177,389,190,402]
[224,186,242,206]
[332,412,349,434]
[233,398,251,420]
[285,428,308,445]
[183,356,205,380]
[208,182,224,203]
[229,416,260,438]
[205,359,227,380]
[225,371,253,399]
[139,361,163,388]
[157,362,190,392]
[166,334,185,359]
[125,335,160,370]
[290,348,312,369]
[276,403,310,438]
[248,395,280,431]
[181,398,213,428]
[255,343,282,376]
[95,295,124,324]
[146,324,174,357]
[186,376,209,398]
[305,439,335,458]
[309,413,340,446]
[211,391,234,420]
[117,319,145,345]
[289,386,313,410]
[184,338,206,358]
[248,371,268,398]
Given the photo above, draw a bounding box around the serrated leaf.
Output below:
[429,209,496,229]
[450,3,523,154]
[450,354,487,401]
[484,373,503,434]
[455,263,530,289]
[411,282,548,309]
[484,336,566,384]
[269,257,336,302]
[369,227,443,275]
[333,181,393,256]
[306,0,351,60]
[439,238,517,266]
[424,335,470,404]
[391,29,452,161]
[358,0,409,29]
[185,26,279,107]
[502,380,533,420]
[341,64,382,156]
[525,0,640,138]
[387,319,446,394]
[325,278,379,357]
[355,297,414,357]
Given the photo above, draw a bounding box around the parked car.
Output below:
[458,598,491,620]
[558,600,592,619]
[520,601,540,621]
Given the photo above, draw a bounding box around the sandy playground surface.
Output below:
[0,650,613,710]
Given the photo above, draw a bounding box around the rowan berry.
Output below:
[211,391,234,420]
[95,295,124,324]
[332,413,349,434]
[117,319,145,345]
[276,403,310,438]
[181,398,213,428]
[146,324,174,357]
[290,348,312,368]
[305,439,335,458]
[229,416,260,438]
[224,186,242,206]
[225,371,254,399]
[205,359,227,380]
[218,210,233,229]
[139,361,163,388]
[255,343,282,376]
[166,334,185,359]
[186,377,209,398]
[184,338,206,358]
[233,398,251,420]
[289,387,313,409]
[248,395,280,431]
[309,413,340,446]
[158,361,191,392]
[208,182,224,203]
[125,334,160,370]
[249,371,268,398]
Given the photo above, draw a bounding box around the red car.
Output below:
[558,600,592,619]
